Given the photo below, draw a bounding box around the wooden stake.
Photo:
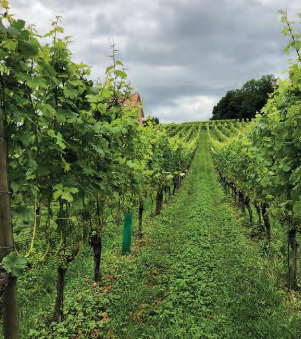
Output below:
[0,106,20,339]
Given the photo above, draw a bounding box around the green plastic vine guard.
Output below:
[122,213,133,254]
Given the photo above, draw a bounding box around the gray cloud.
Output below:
[8,0,300,122]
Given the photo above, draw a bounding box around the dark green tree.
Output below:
[143,115,160,125]
[211,75,277,120]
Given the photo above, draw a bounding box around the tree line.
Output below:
[211,74,277,121]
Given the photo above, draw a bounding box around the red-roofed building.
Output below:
[119,92,144,125]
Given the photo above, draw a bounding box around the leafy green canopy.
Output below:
[0,0,199,268]
[211,75,277,121]
[209,10,301,222]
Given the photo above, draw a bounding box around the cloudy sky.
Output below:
[8,0,301,122]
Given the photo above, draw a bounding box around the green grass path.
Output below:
[103,133,299,339]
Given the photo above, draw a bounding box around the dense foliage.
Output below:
[208,10,301,290]
[142,116,160,125]
[211,74,277,120]
[0,1,199,337]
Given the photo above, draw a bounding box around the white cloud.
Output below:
[155,95,216,123]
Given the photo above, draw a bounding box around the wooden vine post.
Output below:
[0,105,20,339]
